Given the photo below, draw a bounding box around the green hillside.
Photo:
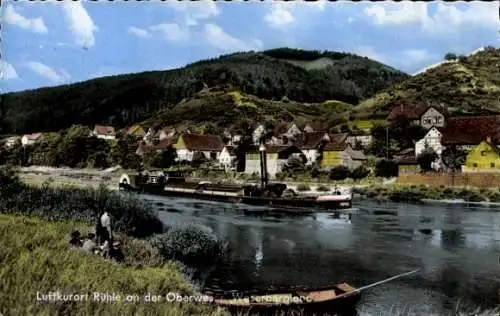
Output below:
[355,46,500,118]
[141,87,354,134]
[0,48,408,135]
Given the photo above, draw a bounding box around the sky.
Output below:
[1,0,499,93]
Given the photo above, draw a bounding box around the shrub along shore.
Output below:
[354,184,500,204]
[0,166,227,315]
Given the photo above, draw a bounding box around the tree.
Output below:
[416,147,438,172]
[441,146,467,172]
[444,53,457,61]
[192,151,208,167]
[375,159,399,178]
[350,165,370,179]
[145,146,178,169]
[329,165,350,181]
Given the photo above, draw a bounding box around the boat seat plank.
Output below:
[296,289,337,302]
[336,283,356,293]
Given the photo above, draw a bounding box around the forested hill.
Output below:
[1,48,408,135]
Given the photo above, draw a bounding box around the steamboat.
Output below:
[118,144,353,212]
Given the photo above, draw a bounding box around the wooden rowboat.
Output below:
[211,269,420,315]
[213,282,360,315]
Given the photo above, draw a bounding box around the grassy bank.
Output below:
[0,214,225,316]
[354,184,500,203]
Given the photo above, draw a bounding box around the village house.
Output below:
[295,132,331,165]
[346,135,374,149]
[274,121,302,142]
[135,137,178,157]
[156,127,176,141]
[173,133,225,162]
[252,124,266,145]
[244,144,303,177]
[319,133,366,169]
[218,146,237,171]
[122,124,146,138]
[463,136,500,172]
[21,133,42,146]
[415,126,444,169]
[394,148,419,173]
[93,125,116,140]
[440,115,500,151]
[386,104,446,130]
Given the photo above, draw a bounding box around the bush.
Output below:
[0,165,22,196]
[329,165,350,181]
[0,183,164,238]
[316,185,330,192]
[350,165,370,179]
[150,225,228,266]
[296,183,310,191]
[444,52,457,61]
[375,159,399,178]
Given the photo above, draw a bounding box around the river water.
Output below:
[150,195,500,315]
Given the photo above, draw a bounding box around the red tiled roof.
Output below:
[296,132,330,149]
[441,115,500,145]
[94,125,115,135]
[387,104,428,121]
[181,133,224,151]
[24,133,42,140]
[322,133,349,152]
[154,137,177,150]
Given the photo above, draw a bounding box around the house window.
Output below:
[491,163,496,168]
[473,163,478,168]
[423,118,431,125]
[481,151,487,156]
[437,116,443,124]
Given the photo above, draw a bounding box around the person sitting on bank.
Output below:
[81,233,98,254]
[109,241,125,263]
[100,211,113,244]
[68,230,83,248]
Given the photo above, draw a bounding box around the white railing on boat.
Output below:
[163,186,242,197]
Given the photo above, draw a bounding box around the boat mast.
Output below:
[259,142,268,189]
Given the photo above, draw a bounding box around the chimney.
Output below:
[486,135,492,143]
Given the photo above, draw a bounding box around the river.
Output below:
[149,195,500,315]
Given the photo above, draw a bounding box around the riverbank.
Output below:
[0,214,225,316]
[354,184,500,204]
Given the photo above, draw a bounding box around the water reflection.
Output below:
[150,196,500,314]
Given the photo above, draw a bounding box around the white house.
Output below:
[156,127,176,141]
[218,146,237,170]
[296,132,331,165]
[21,133,42,146]
[415,127,444,170]
[93,125,116,140]
[252,124,266,145]
[174,133,225,162]
[346,135,373,149]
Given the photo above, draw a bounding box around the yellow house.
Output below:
[464,140,500,171]
[125,125,146,138]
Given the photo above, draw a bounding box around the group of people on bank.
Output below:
[68,211,124,262]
